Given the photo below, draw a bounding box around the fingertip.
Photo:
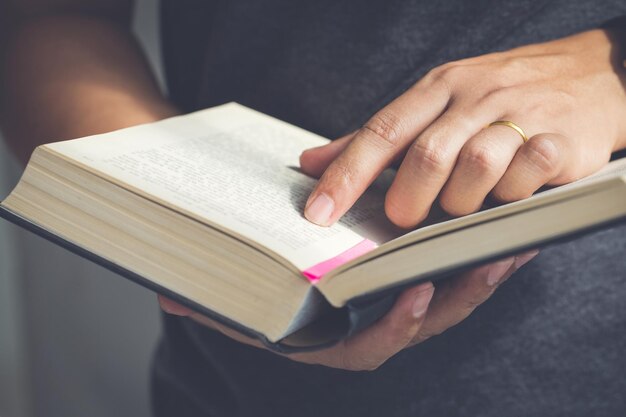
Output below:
[408,281,435,295]
[300,134,356,178]
[486,257,516,286]
[384,192,428,229]
[299,146,325,176]
[409,282,435,319]
[158,295,193,316]
[514,249,539,269]
[304,191,335,226]
[389,282,434,320]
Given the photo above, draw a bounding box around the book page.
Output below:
[44,103,400,271]
[327,156,626,276]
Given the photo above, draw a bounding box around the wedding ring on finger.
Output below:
[487,120,529,144]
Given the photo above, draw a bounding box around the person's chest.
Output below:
[160,0,624,137]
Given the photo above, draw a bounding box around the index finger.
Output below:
[303,78,450,226]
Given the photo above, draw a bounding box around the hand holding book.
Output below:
[3,28,626,360]
[4,102,625,355]
[159,251,536,370]
[284,28,621,364]
[248,28,626,364]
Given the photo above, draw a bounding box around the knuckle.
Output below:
[485,72,510,91]
[424,64,448,83]
[409,139,450,174]
[484,58,534,90]
[494,58,524,81]
[362,110,405,149]
[436,62,464,82]
[425,63,461,95]
[459,144,499,174]
[524,136,560,176]
[326,159,358,189]
[477,85,516,107]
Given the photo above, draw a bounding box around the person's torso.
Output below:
[154,2,626,416]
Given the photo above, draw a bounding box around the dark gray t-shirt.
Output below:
[153,1,626,416]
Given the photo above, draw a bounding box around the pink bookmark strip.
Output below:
[302,239,378,283]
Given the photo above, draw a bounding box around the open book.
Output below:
[2,103,626,352]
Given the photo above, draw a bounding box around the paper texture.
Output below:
[45,104,399,270]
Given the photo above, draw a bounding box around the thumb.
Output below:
[299,132,356,178]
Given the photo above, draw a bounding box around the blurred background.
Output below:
[0,1,164,416]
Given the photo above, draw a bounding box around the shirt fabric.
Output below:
[152,1,626,416]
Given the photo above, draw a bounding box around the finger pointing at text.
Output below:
[302,29,626,228]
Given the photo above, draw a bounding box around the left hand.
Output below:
[301,29,626,228]
[158,250,537,371]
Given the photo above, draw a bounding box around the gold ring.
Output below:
[488,120,529,144]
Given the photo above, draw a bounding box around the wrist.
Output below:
[3,99,180,165]
[68,99,180,138]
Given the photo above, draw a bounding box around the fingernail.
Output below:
[305,193,334,226]
[514,250,539,269]
[487,257,516,287]
[412,284,434,319]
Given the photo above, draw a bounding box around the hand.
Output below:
[300,29,626,228]
[159,251,537,371]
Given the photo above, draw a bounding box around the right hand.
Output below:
[159,251,537,371]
